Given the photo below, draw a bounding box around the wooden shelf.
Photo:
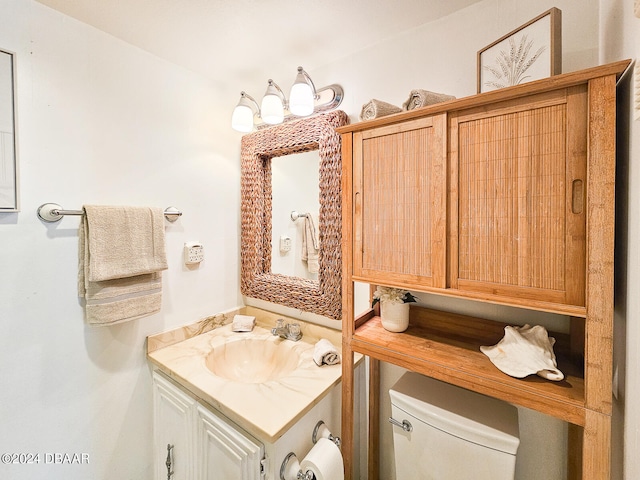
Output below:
[351,275,589,317]
[352,306,587,426]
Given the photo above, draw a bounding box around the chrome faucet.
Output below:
[271,319,302,341]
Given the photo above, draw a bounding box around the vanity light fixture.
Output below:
[231,66,343,132]
[231,92,260,133]
[288,66,316,116]
[260,79,286,125]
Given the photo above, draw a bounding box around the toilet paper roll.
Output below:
[300,437,344,480]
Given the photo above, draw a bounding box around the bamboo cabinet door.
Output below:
[352,115,447,289]
[448,88,587,308]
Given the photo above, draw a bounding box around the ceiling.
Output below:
[34,0,483,102]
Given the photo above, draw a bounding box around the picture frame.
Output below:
[0,48,18,212]
[477,8,562,94]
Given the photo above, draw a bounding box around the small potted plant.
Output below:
[372,286,418,332]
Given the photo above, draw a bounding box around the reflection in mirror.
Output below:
[0,48,17,211]
[241,111,348,320]
[271,151,320,280]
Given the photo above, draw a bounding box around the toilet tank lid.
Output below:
[389,372,520,454]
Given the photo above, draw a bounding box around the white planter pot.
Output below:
[380,301,410,332]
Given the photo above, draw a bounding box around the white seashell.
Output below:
[480,324,564,382]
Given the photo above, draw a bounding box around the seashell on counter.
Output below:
[480,324,564,382]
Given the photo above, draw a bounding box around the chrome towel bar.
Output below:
[37,203,182,223]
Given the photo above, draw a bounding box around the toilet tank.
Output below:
[389,372,519,480]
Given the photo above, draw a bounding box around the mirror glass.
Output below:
[271,151,320,279]
[0,48,17,211]
[240,111,348,320]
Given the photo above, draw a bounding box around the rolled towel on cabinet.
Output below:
[360,99,402,120]
[313,338,341,366]
[402,89,456,111]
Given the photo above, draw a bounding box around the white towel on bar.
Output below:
[301,213,319,274]
[78,205,168,326]
[313,339,341,366]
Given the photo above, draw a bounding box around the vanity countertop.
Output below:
[147,311,359,443]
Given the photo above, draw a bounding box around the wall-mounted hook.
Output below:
[290,210,309,222]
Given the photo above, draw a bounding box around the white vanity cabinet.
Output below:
[153,371,265,480]
[148,314,367,479]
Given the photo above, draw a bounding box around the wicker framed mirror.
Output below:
[240,110,348,320]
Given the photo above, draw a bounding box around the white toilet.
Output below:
[389,372,520,480]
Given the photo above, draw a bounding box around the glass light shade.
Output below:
[231,104,255,132]
[289,82,315,116]
[261,94,284,125]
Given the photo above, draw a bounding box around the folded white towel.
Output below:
[232,314,256,332]
[313,339,341,366]
[83,205,168,281]
[301,214,319,274]
[78,205,168,326]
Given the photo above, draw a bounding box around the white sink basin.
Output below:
[205,337,302,383]
[148,319,356,441]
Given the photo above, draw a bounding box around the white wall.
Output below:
[312,1,598,126]
[598,1,640,480]
[0,1,242,478]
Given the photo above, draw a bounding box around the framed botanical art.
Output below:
[477,8,562,93]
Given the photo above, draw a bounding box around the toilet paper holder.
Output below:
[280,421,341,480]
[312,420,341,448]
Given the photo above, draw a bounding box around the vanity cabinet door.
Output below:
[153,371,265,480]
[153,371,197,480]
[449,87,587,308]
[352,114,447,289]
[195,405,264,480]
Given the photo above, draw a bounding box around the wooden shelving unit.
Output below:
[337,59,631,480]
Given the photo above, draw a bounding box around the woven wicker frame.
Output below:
[240,110,348,320]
